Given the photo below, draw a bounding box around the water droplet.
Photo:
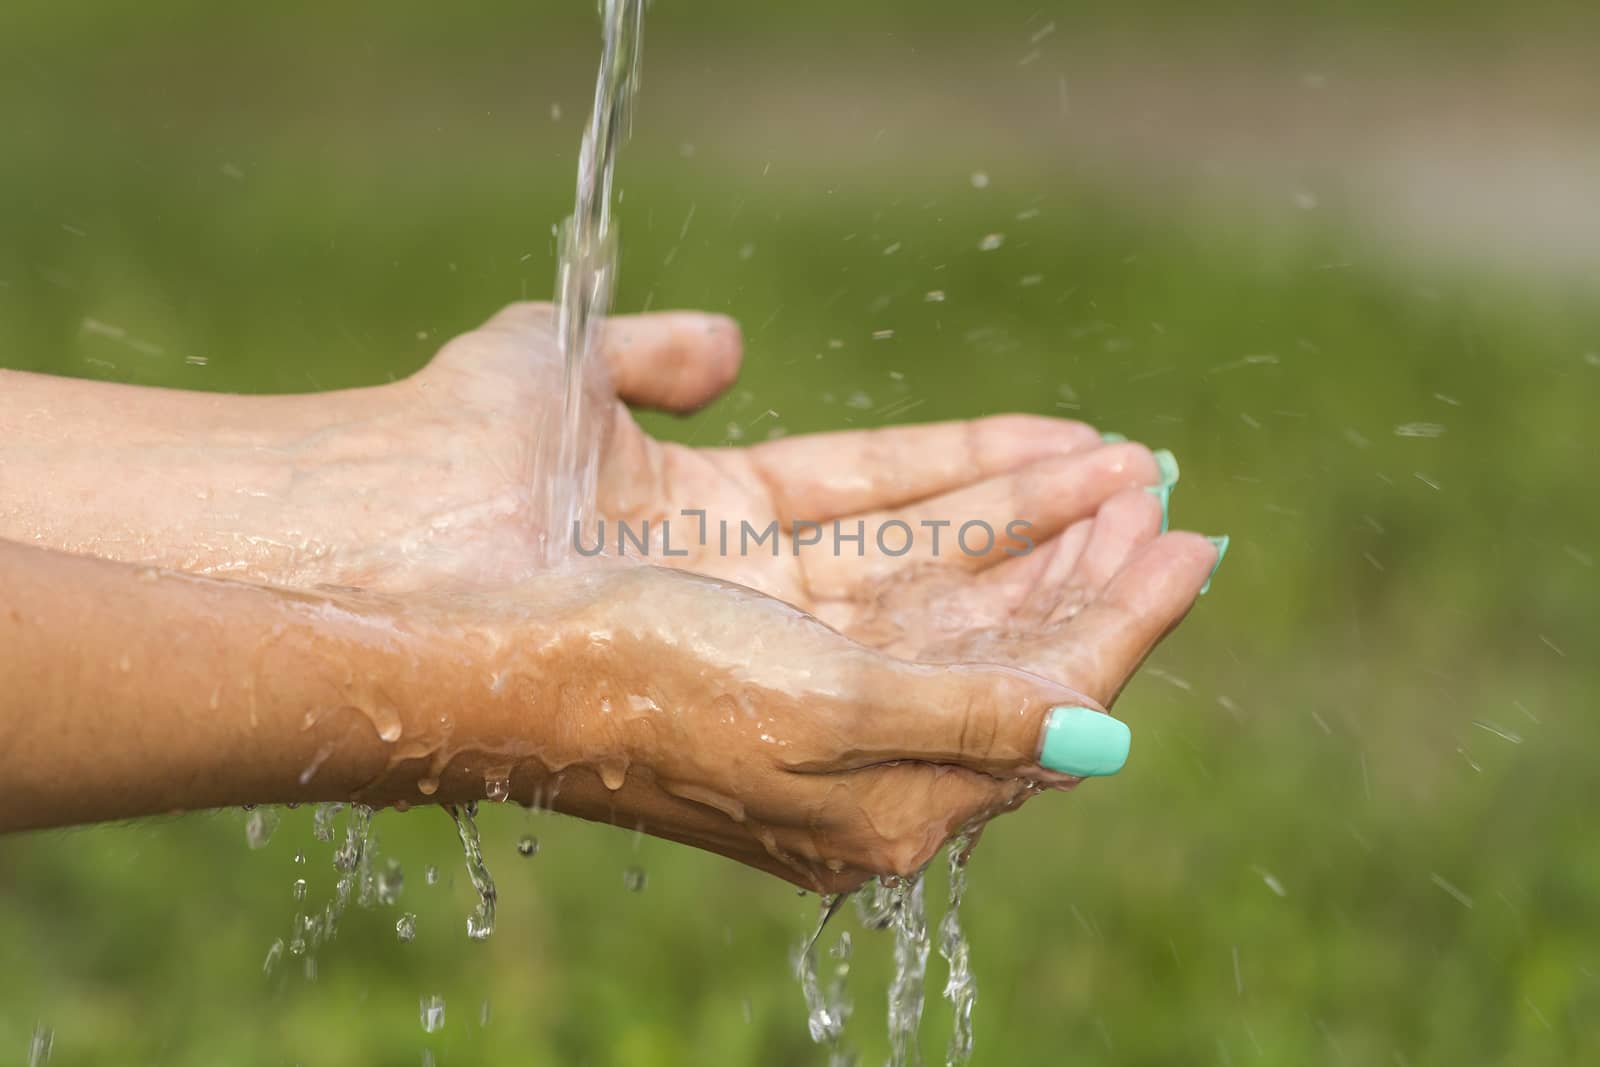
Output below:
[419,994,446,1033]
[28,1024,53,1066]
[417,777,440,797]
[377,858,405,905]
[292,878,307,901]
[396,913,417,943]
[924,289,946,303]
[939,835,978,1064]
[425,865,440,885]
[516,835,539,858]
[262,939,283,976]
[977,233,1005,251]
[484,770,512,802]
[294,850,305,865]
[969,171,990,189]
[311,803,343,842]
[448,803,497,940]
[245,807,279,849]
[623,866,647,892]
[598,763,627,791]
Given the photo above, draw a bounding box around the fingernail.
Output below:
[1039,706,1131,777]
[1100,431,1128,444]
[1145,483,1171,533]
[1200,534,1229,594]
[1152,448,1181,488]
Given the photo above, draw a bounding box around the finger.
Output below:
[1046,487,1165,625]
[796,658,1114,785]
[602,311,743,413]
[1028,532,1220,704]
[802,444,1160,597]
[747,415,1105,523]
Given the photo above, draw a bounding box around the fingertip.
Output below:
[606,310,744,413]
[1158,530,1225,594]
[1096,441,1163,488]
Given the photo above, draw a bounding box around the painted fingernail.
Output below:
[1100,431,1128,444]
[1145,483,1171,533]
[1200,534,1230,594]
[1039,706,1131,777]
[1152,448,1181,488]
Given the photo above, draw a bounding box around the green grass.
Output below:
[2,4,1599,1065]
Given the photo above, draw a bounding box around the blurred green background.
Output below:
[2,1,1599,1064]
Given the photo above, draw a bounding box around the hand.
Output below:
[3,299,1177,672]
[410,304,1176,660]
[382,557,1211,893]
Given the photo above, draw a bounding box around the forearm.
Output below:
[0,369,403,583]
[0,540,531,830]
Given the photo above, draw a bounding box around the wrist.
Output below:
[346,571,625,813]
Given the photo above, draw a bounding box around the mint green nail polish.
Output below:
[1200,534,1229,594]
[1100,431,1127,444]
[1153,448,1180,488]
[1039,706,1131,777]
[1145,483,1171,533]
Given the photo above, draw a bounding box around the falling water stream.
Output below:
[255,3,984,1061]
[539,0,644,560]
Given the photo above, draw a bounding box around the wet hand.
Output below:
[398,490,1219,894]
[408,303,1184,666]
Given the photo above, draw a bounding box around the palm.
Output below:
[420,302,1214,695]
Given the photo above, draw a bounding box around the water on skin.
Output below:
[447,801,498,940]
[539,0,644,560]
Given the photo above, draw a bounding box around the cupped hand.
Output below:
[409,540,1213,894]
[400,303,1173,661]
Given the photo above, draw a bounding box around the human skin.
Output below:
[0,303,1220,888]
[0,302,1175,660]
[0,536,1211,892]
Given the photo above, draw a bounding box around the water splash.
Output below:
[268,804,383,971]
[886,876,931,1067]
[420,994,446,1034]
[27,1024,52,1066]
[447,801,497,940]
[622,865,647,892]
[539,0,645,559]
[937,834,977,1066]
[795,895,856,1066]
[311,802,343,842]
[244,806,280,849]
[377,857,405,906]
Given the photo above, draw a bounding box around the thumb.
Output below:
[602,311,743,413]
[825,659,1132,784]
